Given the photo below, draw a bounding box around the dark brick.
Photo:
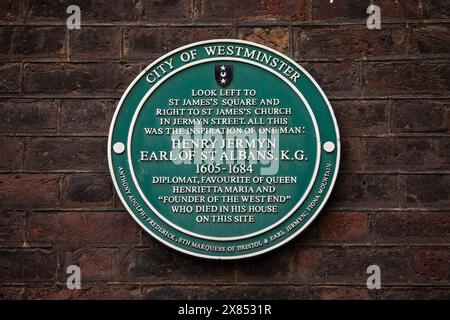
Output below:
[123,27,232,60]
[59,248,116,281]
[62,174,113,208]
[332,100,388,136]
[24,284,140,300]
[312,0,405,20]
[317,212,368,242]
[0,174,59,209]
[200,0,305,21]
[236,246,292,282]
[294,247,412,284]
[25,137,107,171]
[23,63,141,94]
[372,212,450,243]
[143,286,192,299]
[0,137,23,172]
[158,27,233,54]
[0,26,66,59]
[411,26,450,55]
[60,99,114,134]
[329,174,399,209]
[391,99,450,133]
[118,247,236,282]
[0,250,22,280]
[317,287,372,300]
[0,0,21,21]
[0,99,58,133]
[26,0,138,21]
[294,26,407,59]
[376,287,450,300]
[26,211,140,246]
[0,212,24,246]
[0,63,20,93]
[0,286,25,299]
[404,0,450,19]
[340,138,364,171]
[0,249,56,282]
[301,62,361,97]
[413,249,449,283]
[140,0,192,21]
[70,27,121,60]
[237,27,289,54]
[363,62,450,96]
[402,175,450,208]
[191,285,316,300]
[365,137,450,171]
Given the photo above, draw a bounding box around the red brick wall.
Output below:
[0,0,449,300]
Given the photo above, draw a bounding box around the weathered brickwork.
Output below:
[0,0,449,300]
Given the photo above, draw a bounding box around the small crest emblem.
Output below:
[215,65,233,87]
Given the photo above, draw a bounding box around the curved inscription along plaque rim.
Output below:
[108,39,340,260]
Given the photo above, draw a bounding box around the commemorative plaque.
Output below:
[108,39,340,259]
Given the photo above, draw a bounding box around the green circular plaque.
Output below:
[108,39,340,259]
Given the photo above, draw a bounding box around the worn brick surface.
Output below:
[0,0,449,300]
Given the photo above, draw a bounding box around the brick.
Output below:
[414,249,449,283]
[26,211,140,246]
[23,63,141,94]
[402,175,450,208]
[293,247,412,284]
[237,27,289,55]
[200,0,305,21]
[123,27,232,60]
[158,27,233,54]
[340,138,364,171]
[404,0,450,19]
[411,26,450,55]
[0,26,66,59]
[0,212,24,245]
[189,285,316,300]
[61,99,114,134]
[0,99,58,133]
[62,174,114,208]
[0,174,59,209]
[26,0,138,21]
[59,248,116,281]
[24,284,140,300]
[70,27,121,60]
[236,246,292,282]
[391,99,450,133]
[0,63,20,93]
[317,287,372,300]
[365,137,450,171]
[317,212,368,242]
[0,286,25,299]
[143,286,192,299]
[376,287,450,300]
[0,249,56,282]
[140,0,192,21]
[0,137,23,172]
[312,0,405,20]
[0,0,21,21]
[301,62,361,97]
[371,212,450,243]
[294,26,407,59]
[332,100,388,136]
[25,137,108,171]
[118,247,236,282]
[363,62,450,96]
[329,174,399,209]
